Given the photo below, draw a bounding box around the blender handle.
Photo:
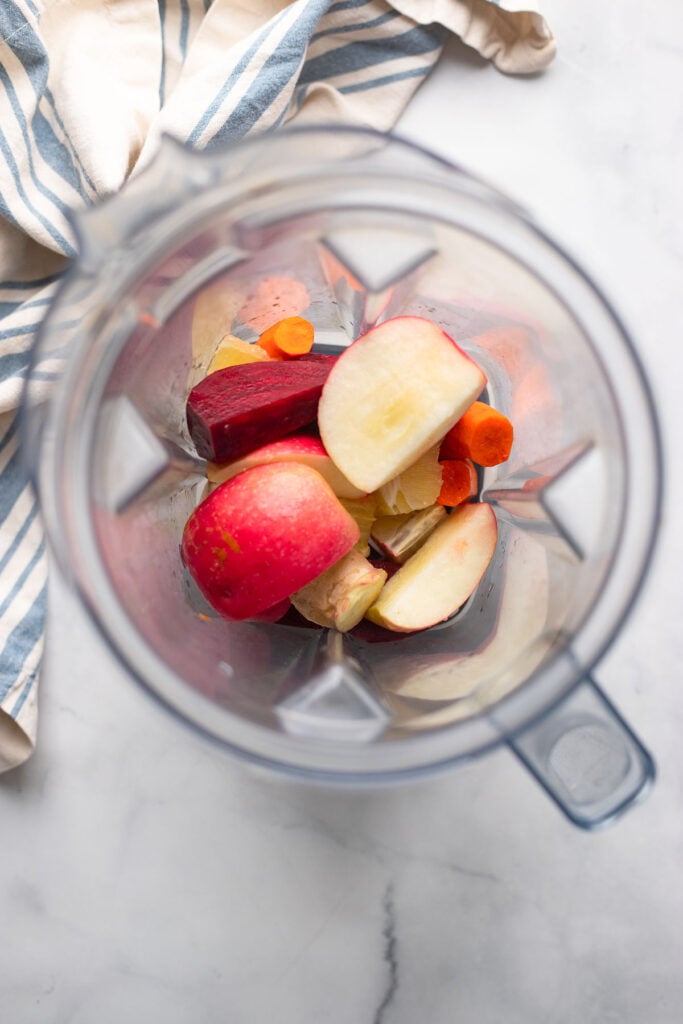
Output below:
[507,676,655,829]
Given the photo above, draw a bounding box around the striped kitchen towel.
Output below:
[0,0,554,773]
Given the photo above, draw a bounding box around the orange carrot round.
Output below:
[437,459,478,507]
[440,401,513,466]
[257,316,314,359]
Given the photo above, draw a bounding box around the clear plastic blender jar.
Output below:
[24,127,662,828]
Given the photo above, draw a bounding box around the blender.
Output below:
[23,127,662,828]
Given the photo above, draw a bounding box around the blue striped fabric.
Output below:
[0,0,554,770]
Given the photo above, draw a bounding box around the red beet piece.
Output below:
[187,355,336,462]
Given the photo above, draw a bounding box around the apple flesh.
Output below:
[181,463,360,620]
[318,316,486,492]
[206,434,364,499]
[291,550,387,633]
[366,503,498,632]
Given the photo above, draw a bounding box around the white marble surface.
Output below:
[3,2,683,1021]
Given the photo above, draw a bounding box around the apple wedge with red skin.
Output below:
[366,503,498,632]
[187,354,336,462]
[318,316,486,493]
[181,462,360,620]
[206,434,364,499]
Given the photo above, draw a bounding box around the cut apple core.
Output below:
[366,503,498,632]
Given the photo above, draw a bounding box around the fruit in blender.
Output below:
[291,550,387,632]
[181,462,360,620]
[183,309,507,634]
[318,316,486,492]
[186,355,336,462]
[366,503,498,632]
[206,434,365,499]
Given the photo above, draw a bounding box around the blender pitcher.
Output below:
[23,127,662,829]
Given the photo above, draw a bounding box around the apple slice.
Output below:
[207,333,271,373]
[206,434,365,499]
[318,316,486,492]
[375,444,442,515]
[291,550,387,632]
[186,355,336,462]
[366,503,498,632]
[181,462,359,620]
[371,504,446,563]
[338,494,378,556]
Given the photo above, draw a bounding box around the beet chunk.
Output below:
[187,355,336,462]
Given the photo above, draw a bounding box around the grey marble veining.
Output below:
[3,1,683,1021]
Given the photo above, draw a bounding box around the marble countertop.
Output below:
[3,2,683,1021]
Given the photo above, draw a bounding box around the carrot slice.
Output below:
[437,459,478,507]
[440,401,513,466]
[257,316,315,359]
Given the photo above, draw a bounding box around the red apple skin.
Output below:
[207,434,365,499]
[251,597,292,622]
[181,463,360,620]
